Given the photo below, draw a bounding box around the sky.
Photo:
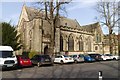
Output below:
[0,0,119,34]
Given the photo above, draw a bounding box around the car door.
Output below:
[31,55,38,64]
[105,54,112,59]
[108,54,114,59]
[79,54,84,61]
[54,56,62,63]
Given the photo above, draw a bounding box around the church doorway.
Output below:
[44,45,48,55]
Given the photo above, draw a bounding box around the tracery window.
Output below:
[88,37,91,52]
[60,36,63,51]
[68,35,74,51]
[79,36,84,51]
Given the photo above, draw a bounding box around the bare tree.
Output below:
[95,0,119,54]
[34,0,71,55]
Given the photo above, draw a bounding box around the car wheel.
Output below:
[60,60,63,65]
[113,58,116,60]
[74,60,77,64]
[37,62,41,67]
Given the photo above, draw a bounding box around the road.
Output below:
[1,60,119,79]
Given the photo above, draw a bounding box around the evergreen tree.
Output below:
[0,22,22,50]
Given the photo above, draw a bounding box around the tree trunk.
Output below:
[49,0,55,56]
[50,21,55,55]
[109,28,113,54]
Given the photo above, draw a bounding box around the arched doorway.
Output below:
[44,45,48,55]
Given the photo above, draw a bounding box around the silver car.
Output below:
[70,54,84,63]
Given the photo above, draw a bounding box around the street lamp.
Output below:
[102,42,104,55]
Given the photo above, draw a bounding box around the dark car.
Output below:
[31,55,53,67]
[16,55,32,68]
[88,54,103,61]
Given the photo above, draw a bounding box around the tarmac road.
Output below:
[1,60,119,79]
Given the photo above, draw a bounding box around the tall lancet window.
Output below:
[79,36,84,51]
[60,35,63,51]
[68,35,74,51]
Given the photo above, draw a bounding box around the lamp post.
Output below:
[102,42,104,55]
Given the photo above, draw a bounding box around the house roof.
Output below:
[81,22,99,32]
[23,5,100,33]
[25,6,44,20]
[60,17,81,28]
[24,5,82,29]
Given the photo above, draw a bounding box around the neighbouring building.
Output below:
[103,34,119,55]
[16,5,118,55]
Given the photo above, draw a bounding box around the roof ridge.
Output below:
[82,22,99,27]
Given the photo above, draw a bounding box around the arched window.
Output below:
[96,34,101,43]
[99,34,101,42]
[68,35,74,51]
[95,46,98,50]
[96,34,99,43]
[60,36,63,51]
[79,36,84,51]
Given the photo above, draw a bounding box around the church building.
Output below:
[17,5,115,55]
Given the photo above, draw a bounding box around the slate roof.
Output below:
[25,6,44,20]
[60,17,81,28]
[24,5,99,32]
[81,22,99,32]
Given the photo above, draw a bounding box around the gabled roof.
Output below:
[19,5,102,34]
[24,5,82,29]
[25,6,44,20]
[60,17,81,28]
[82,22,99,32]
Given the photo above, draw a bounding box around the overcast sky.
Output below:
[1,0,119,34]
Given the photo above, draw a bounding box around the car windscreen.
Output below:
[63,55,69,57]
[41,55,50,59]
[21,56,29,59]
[105,54,112,56]
[88,54,96,57]
[0,51,14,58]
[73,55,77,58]
[79,54,84,57]
[84,54,90,57]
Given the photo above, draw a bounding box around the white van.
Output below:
[0,46,18,69]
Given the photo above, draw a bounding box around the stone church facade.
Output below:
[17,5,118,55]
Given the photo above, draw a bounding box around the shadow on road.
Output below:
[99,61,120,71]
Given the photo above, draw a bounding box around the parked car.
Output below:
[54,55,74,64]
[88,53,103,61]
[101,54,113,60]
[16,55,32,68]
[69,54,84,63]
[111,55,120,60]
[0,46,18,70]
[31,55,53,67]
[101,54,119,60]
[83,54,95,62]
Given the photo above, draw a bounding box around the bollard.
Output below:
[99,71,102,80]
